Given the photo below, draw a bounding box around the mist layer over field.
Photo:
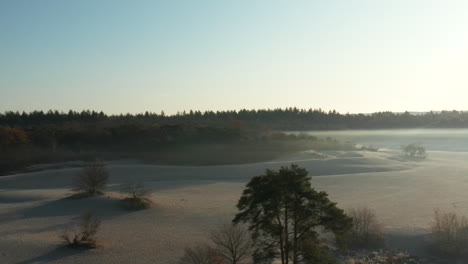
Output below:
[1,129,468,263]
[289,129,468,152]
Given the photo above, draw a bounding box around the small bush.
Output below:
[60,211,101,249]
[348,207,384,248]
[430,209,468,256]
[72,160,109,195]
[120,178,151,199]
[120,178,152,210]
[401,143,426,158]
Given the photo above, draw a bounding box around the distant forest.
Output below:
[1,108,467,174]
[3,108,468,129]
[2,108,468,149]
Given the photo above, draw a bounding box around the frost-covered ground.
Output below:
[2,130,468,263]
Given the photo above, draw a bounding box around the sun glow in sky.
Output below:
[1,0,468,114]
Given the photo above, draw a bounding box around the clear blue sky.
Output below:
[1,0,468,114]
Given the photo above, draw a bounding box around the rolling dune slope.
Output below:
[1,150,467,263]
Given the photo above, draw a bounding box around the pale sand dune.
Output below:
[1,150,468,263]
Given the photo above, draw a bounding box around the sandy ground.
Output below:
[1,149,468,263]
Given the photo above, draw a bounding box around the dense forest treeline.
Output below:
[3,108,468,152]
[0,108,466,175]
[2,108,468,129]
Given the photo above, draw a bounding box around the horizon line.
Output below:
[1,108,467,117]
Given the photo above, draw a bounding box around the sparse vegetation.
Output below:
[402,143,426,158]
[347,207,385,249]
[430,209,468,256]
[72,160,109,196]
[210,223,254,264]
[120,178,153,210]
[60,211,101,249]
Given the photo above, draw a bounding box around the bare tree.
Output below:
[210,223,254,264]
[73,160,109,195]
[431,209,468,256]
[60,211,101,248]
[178,244,218,264]
[348,207,384,248]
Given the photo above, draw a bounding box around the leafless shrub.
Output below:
[178,244,219,264]
[120,177,151,199]
[120,177,153,210]
[431,209,468,256]
[60,227,81,246]
[210,223,254,264]
[60,211,101,248]
[348,207,384,248]
[80,211,101,241]
[72,160,109,195]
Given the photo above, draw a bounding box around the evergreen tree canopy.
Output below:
[233,164,352,264]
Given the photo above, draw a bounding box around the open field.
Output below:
[2,129,468,263]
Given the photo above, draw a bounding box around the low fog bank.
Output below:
[287,128,468,152]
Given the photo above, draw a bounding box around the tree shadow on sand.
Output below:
[0,194,142,225]
[0,222,70,237]
[20,195,129,219]
[15,246,86,264]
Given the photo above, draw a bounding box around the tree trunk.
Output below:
[285,207,289,264]
[277,215,286,264]
[293,213,298,264]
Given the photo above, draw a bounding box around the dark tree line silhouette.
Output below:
[1,108,467,175]
[2,108,468,129]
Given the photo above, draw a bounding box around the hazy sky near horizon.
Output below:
[1,0,468,114]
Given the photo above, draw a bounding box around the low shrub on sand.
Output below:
[430,209,468,256]
[401,143,426,159]
[347,207,385,249]
[120,178,153,210]
[60,211,101,249]
[72,160,109,196]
